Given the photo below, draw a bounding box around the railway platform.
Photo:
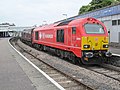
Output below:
[0,38,60,90]
[110,47,120,55]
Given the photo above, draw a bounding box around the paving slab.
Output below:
[110,47,120,55]
[0,38,60,90]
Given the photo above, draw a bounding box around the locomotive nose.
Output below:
[83,37,109,50]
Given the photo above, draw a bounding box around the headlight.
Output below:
[103,45,109,48]
[83,45,90,48]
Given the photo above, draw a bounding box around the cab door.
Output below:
[71,27,77,46]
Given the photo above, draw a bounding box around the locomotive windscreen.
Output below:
[84,23,105,34]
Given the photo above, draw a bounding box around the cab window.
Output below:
[35,31,39,40]
[72,27,76,34]
[84,23,105,34]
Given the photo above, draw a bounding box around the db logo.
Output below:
[95,38,98,41]
[39,32,42,39]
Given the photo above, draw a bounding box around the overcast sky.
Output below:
[0,0,92,26]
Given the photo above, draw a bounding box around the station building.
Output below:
[61,3,120,43]
[0,24,13,37]
[0,23,33,37]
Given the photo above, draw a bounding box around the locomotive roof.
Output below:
[34,17,98,31]
[55,17,92,26]
[56,19,73,26]
[23,28,35,32]
[34,24,55,31]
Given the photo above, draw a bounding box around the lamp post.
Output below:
[62,14,67,20]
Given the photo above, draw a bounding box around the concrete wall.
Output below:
[98,14,120,43]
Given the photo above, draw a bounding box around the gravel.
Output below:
[105,56,120,67]
[16,39,120,90]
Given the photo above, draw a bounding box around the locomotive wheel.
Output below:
[34,44,36,48]
[56,49,60,56]
[43,46,47,51]
[76,58,83,65]
[39,45,43,51]
[68,53,77,64]
[60,50,64,59]
[71,57,76,64]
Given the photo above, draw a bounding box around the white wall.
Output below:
[98,14,120,43]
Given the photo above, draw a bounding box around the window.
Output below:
[84,23,105,34]
[57,29,64,43]
[72,27,76,34]
[35,31,39,40]
[118,19,120,25]
[112,20,117,26]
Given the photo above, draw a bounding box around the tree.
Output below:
[78,0,120,15]
[90,0,102,5]
[79,5,90,14]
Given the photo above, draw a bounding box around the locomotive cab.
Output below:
[80,18,112,64]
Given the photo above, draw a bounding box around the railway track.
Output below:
[10,37,92,90]
[10,37,120,90]
[105,55,120,67]
[83,64,120,83]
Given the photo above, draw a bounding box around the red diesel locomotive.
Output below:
[21,17,112,64]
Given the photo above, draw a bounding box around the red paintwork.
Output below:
[32,17,108,57]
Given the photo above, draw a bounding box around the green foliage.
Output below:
[78,0,120,15]
[79,5,90,14]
